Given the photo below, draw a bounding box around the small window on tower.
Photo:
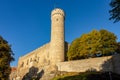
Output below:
[56,18,58,21]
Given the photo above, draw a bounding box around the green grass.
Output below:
[52,71,120,80]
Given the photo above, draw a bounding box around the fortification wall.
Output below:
[57,54,120,74]
[19,43,50,59]
[17,43,50,78]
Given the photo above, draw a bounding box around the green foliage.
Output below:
[67,29,117,60]
[67,38,81,60]
[99,30,117,55]
[109,0,120,23]
[0,36,14,80]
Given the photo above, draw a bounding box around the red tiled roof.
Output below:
[11,67,17,72]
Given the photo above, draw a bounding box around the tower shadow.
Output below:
[65,41,69,61]
[22,66,44,80]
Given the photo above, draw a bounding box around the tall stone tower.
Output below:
[50,8,65,64]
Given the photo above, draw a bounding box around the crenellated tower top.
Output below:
[51,8,65,17]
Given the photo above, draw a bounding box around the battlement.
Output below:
[51,8,65,17]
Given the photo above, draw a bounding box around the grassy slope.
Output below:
[52,72,120,80]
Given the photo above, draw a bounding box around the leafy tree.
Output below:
[67,38,81,60]
[67,29,117,60]
[109,0,120,23]
[0,36,14,80]
[79,30,101,58]
[99,29,117,55]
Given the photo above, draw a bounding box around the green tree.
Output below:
[109,0,120,23]
[67,29,117,60]
[67,38,81,60]
[99,29,117,55]
[79,30,101,58]
[0,36,14,80]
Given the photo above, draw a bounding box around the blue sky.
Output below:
[0,0,120,66]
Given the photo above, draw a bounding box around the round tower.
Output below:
[50,8,65,64]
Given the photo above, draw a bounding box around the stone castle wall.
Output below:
[56,54,120,74]
[14,42,70,80]
[11,54,120,80]
[17,43,50,79]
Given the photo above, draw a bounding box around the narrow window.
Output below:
[21,62,24,67]
[27,59,29,65]
[30,58,32,62]
[56,18,58,21]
